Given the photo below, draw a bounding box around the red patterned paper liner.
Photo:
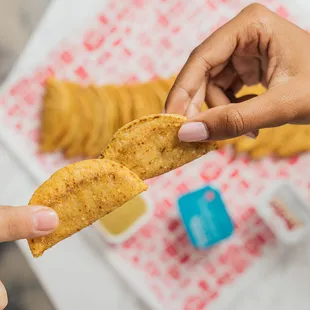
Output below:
[0,1,308,309]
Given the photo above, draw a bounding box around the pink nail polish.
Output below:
[32,208,59,232]
[245,132,257,139]
[178,122,209,142]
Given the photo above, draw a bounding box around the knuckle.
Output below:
[190,45,203,58]
[236,4,274,54]
[224,107,246,138]
[242,3,268,16]
[241,3,272,28]
[189,46,212,72]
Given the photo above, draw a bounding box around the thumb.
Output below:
[178,86,297,141]
[0,206,59,242]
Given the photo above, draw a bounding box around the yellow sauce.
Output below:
[99,195,147,235]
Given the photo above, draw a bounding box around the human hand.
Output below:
[165,3,310,141]
[0,205,58,309]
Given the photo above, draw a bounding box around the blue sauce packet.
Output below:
[177,185,234,249]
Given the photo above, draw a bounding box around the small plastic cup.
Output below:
[95,192,154,244]
[257,181,310,245]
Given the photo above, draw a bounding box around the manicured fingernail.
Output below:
[32,207,59,232]
[245,132,257,139]
[178,122,209,142]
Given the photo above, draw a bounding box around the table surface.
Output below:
[1,0,310,310]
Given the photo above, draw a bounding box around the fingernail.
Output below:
[161,108,166,114]
[178,122,209,142]
[245,132,257,139]
[32,207,59,232]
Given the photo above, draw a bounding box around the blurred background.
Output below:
[1,1,310,310]
[0,1,50,82]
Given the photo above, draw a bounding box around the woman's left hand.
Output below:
[0,205,58,309]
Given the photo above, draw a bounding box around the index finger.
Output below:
[164,10,242,114]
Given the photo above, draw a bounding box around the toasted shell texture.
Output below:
[100,114,218,180]
[40,78,71,152]
[28,159,147,257]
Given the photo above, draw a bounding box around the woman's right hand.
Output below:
[166,3,310,142]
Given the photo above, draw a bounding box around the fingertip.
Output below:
[31,207,59,233]
[178,122,209,142]
[165,70,205,115]
[185,103,201,118]
[165,89,188,115]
